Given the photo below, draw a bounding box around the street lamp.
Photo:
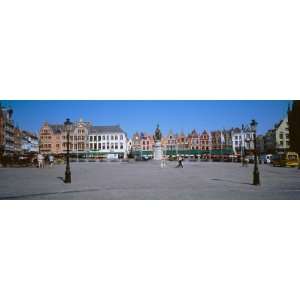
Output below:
[64,118,72,183]
[250,119,260,185]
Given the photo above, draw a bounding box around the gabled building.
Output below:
[274,117,289,153]
[176,131,189,151]
[199,130,210,151]
[231,125,255,155]
[188,129,200,150]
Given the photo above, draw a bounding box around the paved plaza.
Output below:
[0,161,299,199]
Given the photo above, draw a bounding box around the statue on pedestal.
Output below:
[154,124,162,142]
[153,124,163,160]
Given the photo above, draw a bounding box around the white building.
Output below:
[88,125,127,159]
[231,125,255,155]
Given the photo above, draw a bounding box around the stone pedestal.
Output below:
[153,141,162,160]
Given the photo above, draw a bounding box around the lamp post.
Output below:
[250,119,260,185]
[64,118,72,183]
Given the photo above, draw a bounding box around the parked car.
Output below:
[263,154,273,164]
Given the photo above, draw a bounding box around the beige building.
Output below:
[274,117,289,152]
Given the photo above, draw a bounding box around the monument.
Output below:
[153,124,163,160]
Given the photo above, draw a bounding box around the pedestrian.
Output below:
[176,156,184,168]
[37,153,43,168]
[161,156,166,168]
[49,154,54,167]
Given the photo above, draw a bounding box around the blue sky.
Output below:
[1,100,290,137]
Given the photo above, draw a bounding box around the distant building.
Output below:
[165,130,177,152]
[188,129,200,150]
[274,117,289,153]
[199,130,210,151]
[132,132,141,153]
[176,131,189,151]
[14,127,23,154]
[0,105,15,155]
[21,131,39,154]
[231,125,255,155]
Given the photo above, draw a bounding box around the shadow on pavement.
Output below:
[56,176,65,183]
[210,178,253,186]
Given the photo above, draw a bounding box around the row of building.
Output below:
[38,119,275,158]
[1,101,296,159]
[39,119,128,159]
[0,104,39,156]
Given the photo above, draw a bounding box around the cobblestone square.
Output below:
[0,161,299,199]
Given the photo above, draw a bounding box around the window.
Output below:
[103,135,105,140]
[286,134,289,139]
[98,136,101,141]
[280,133,283,139]
[120,143,123,149]
[111,143,114,149]
[94,144,97,150]
[111,135,114,140]
[280,141,283,145]
[102,144,105,150]
[120,135,123,140]
[107,135,109,140]
[94,136,97,141]
[115,143,118,149]
[56,144,59,148]
[90,136,93,141]
[98,143,101,149]
[90,143,93,149]
[115,135,118,140]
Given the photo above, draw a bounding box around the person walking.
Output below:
[49,154,54,167]
[160,156,165,168]
[37,153,44,168]
[176,156,184,168]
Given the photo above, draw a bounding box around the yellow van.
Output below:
[272,152,299,167]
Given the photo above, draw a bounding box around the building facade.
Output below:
[88,125,127,159]
[274,117,289,153]
[263,116,290,154]
[0,106,15,155]
[22,131,39,154]
[39,119,91,155]
[14,127,23,154]
[231,126,255,155]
